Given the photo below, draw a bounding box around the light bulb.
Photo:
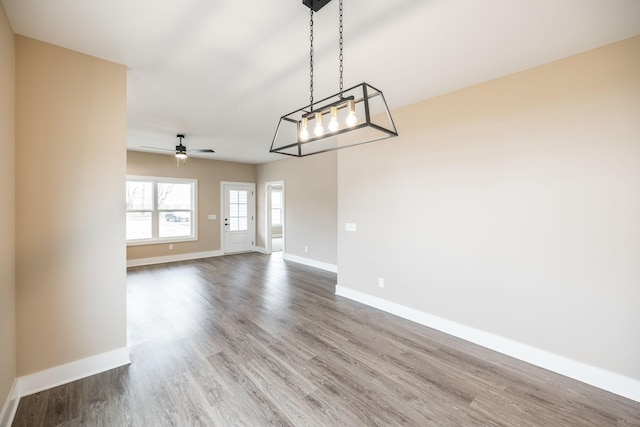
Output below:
[314,112,324,136]
[328,106,339,132]
[346,100,358,127]
[175,152,187,166]
[346,111,358,127]
[299,117,310,141]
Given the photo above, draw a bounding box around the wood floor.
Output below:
[12,252,640,426]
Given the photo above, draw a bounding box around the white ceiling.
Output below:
[3,0,640,164]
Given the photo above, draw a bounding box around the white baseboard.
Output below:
[335,285,640,403]
[17,347,131,398]
[254,246,267,254]
[127,250,223,267]
[283,253,338,273]
[0,380,18,427]
[1,347,130,426]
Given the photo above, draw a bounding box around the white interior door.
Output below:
[222,182,255,254]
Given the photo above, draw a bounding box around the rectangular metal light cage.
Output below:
[270,82,398,157]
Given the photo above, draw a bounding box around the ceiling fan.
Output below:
[142,134,215,166]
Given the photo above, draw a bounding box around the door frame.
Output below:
[265,180,285,254]
[220,181,256,254]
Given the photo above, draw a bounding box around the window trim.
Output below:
[126,175,198,246]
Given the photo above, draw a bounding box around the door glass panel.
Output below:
[228,189,248,232]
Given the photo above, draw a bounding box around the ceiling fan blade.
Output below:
[140,145,174,152]
[188,148,215,153]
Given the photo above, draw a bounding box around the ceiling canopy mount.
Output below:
[302,0,333,12]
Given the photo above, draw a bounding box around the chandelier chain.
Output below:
[309,8,314,109]
[339,0,344,97]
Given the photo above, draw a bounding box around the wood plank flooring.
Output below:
[12,252,640,426]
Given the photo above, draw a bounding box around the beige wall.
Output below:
[127,151,256,260]
[15,37,128,375]
[338,36,640,380]
[257,152,337,265]
[0,2,16,412]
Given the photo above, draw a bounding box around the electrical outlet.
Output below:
[305,246,308,253]
[378,278,384,288]
[169,244,174,250]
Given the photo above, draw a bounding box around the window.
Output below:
[126,176,197,244]
[271,189,282,226]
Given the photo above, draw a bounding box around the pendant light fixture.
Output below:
[270,0,398,157]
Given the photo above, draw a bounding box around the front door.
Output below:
[222,182,255,254]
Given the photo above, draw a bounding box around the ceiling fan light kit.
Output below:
[270,0,397,157]
[141,134,215,166]
[175,134,188,166]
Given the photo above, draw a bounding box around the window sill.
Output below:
[126,236,198,247]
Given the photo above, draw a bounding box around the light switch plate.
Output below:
[208,214,217,220]
[345,223,357,232]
